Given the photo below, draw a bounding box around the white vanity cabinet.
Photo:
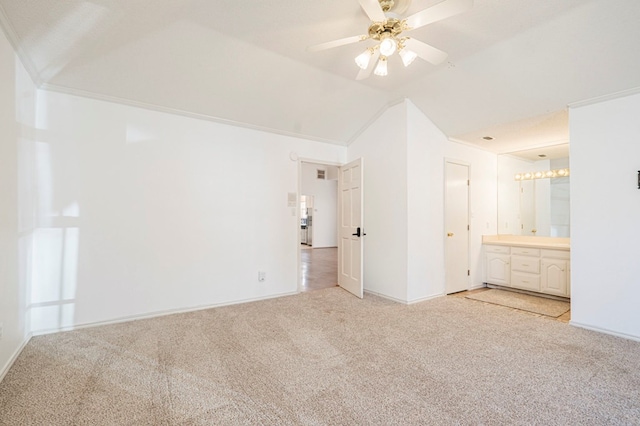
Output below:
[485,245,511,286]
[540,250,570,297]
[483,240,570,298]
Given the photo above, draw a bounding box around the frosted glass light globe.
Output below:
[379,38,397,56]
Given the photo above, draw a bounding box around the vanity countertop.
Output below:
[482,235,570,250]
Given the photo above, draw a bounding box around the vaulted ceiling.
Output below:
[1,0,639,151]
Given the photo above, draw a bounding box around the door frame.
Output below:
[296,158,342,293]
[443,158,471,294]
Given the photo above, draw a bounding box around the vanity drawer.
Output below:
[511,247,540,257]
[511,256,540,273]
[511,272,541,292]
[541,249,570,260]
[484,245,510,254]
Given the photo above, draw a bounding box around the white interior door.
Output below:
[445,161,470,294]
[338,158,364,298]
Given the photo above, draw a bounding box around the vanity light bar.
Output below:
[514,168,570,181]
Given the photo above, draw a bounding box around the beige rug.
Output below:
[466,289,570,317]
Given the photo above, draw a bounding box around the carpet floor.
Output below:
[465,288,571,317]
[1,288,639,425]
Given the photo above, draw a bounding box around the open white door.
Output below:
[338,158,364,298]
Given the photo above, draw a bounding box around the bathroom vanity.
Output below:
[482,235,570,298]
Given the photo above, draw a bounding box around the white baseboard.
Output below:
[364,290,444,305]
[31,291,299,337]
[406,293,444,305]
[0,333,32,384]
[364,290,407,304]
[569,321,640,343]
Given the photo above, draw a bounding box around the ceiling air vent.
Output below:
[317,169,326,180]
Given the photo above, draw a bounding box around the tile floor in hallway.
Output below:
[300,245,338,292]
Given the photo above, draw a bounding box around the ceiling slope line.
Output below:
[567,86,640,109]
[346,97,407,145]
[0,4,43,87]
[39,83,348,147]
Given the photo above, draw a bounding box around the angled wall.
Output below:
[0,27,36,379]
[570,91,640,340]
[348,100,498,303]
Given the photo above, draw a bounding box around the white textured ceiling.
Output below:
[1,0,640,149]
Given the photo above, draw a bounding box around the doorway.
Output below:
[299,162,339,292]
[444,160,470,294]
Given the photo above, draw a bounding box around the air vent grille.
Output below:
[317,169,326,180]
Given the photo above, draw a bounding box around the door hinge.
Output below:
[467,179,470,186]
[467,270,470,276]
[467,224,470,231]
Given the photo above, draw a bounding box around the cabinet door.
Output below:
[541,259,568,296]
[486,253,510,286]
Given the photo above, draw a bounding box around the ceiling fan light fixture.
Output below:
[399,48,417,67]
[355,48,374,70]
[379,36,397,56]
[374,56,388,76]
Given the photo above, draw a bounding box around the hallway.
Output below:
[300,247,338,292]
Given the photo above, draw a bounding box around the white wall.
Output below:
[347,100,497,303]
[347,102,408,301]
[300,163,338,248]
[0,28,36,378]
[570,91,640,340]
[406,101,497,301]
[27,90,346,332]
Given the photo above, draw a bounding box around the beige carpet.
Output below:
[1,288,639,425]
[466,288,570,317]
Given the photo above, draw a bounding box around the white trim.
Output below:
[406,293,445,305]
[364,289,444,305]
[30,291,298,337]
[569,321,640,343]
[365,290,407,304]
[39,83,347,147]
[346,97,406,145]
[568,86,640,109]
[0,334,32,383]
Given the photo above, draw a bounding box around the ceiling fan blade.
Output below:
[404,0,473,30]
[307,35,367,52]
[403,38,448,65]
[359,0,386,22]
[356,49,381,80]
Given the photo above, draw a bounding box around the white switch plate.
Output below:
[258,271,266,282]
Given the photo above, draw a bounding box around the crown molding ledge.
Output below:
[568,86,640,109]
[39,83,348,147]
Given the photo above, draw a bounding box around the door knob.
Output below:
[447,232,454,237]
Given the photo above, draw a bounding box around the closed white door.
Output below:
[445,161,470,294]
[338,158,364,298]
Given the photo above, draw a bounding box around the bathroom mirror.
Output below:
[497,144,570,237]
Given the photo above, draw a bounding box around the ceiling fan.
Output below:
[308,0,473,79]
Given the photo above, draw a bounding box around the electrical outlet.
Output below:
[258,271,266,282]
